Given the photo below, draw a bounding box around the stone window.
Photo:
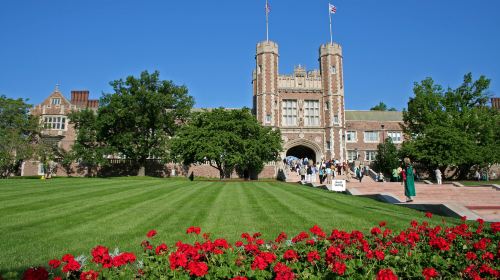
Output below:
[331,66,336,74]
[347,150,358,161]
[365,151,377,161]
[304,100,320,126]
[325,101,330,110]
[364,131,379,143]
[265,114,271,124]
[43,115,66,130]
[333,114,339,124]
[326,141,331,150]
[51,98,61,105]
[387,131,402,143]
[346,131,357,142]
[38,163,45,176]
[282,100,297,126]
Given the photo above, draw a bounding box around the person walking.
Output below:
[356,165,363,182]
[326,165,332,185]
[403,158,416,202]
[318,166,324,184]
[435,167,442,185]
[299,165,306,182]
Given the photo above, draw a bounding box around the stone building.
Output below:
[252,40,404,164]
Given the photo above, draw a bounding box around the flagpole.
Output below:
[329,4,333,45]
[266,0,269,42]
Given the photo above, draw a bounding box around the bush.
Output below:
[24,216,500,279]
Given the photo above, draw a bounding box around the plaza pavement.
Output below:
[286,170,500,222]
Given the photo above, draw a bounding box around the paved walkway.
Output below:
[285,170,500,222]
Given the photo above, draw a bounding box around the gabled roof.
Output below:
[345,110,403,122]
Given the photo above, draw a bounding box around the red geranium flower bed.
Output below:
[24,213,499,279]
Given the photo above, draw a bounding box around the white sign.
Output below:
[328,180,346,192]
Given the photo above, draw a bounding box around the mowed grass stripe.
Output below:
[0,180,184,226]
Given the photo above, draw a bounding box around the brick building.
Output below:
[252,40,404,165]
[21,86,98,176]
[22,40,407,177]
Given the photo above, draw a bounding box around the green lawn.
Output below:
[459,180,500,186]
[0,177,457,274]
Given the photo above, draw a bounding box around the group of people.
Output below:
[285,156,417,203]
[285,157,350,185]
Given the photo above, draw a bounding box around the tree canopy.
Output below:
[0,95,39,177]
[96,71,194,175]
[401,73,499,178]
[169,108,282,179]
[373,138,400,177]
[370,102,397,111]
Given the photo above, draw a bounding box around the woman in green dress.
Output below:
[403,158,416,202]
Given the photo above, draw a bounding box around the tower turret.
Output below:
[319,43,346,161]
[253,41,279,126]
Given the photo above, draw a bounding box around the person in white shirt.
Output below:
[435,168,442,185]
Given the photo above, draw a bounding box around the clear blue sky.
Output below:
[1,0,499,110]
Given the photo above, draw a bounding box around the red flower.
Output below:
[61,254,75,262]
[155,243,168,255]
[425,212,433,218]
[274,262,295,280]
[473,238,491,251]
[307,251,320,263]
[491,222,500,233]
[146,229,157,238]
[48,259,61,269]
[186,226,201,235]
[169,251,188,270]
[422,268,439,280]
[461,216,467,221]
[429,237,450,251]
[309,225,326,238]
[375,250,385,261]
[256,239,265,245]
[283,250,299,261]
[112,252,136,267]
[187,261,208,277]
[331,262,346,275]
[376,268,398,280]
[306,239,316,245]
[410,220,418,228]
[379,221,387,227]
[22,267,48,280]
[253,232,262,238]
[80,270,99,280]
[466,252,477,261]
[231,277,248,280]
[91,245,111,265]
[235,241,244,247]
[62,259,81,273]
[141,240,153,251]
[275,232,287,243]
[54,277,62,280]
[371,227,382,235]
[291,231,309,243]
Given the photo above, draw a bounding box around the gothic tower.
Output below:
[253,41,279,127]
[319,43,346,161]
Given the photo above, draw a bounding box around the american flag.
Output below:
[329,3,337,14]
[265,1,271,14]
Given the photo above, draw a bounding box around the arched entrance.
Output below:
[286,145,316,162]
[283,138,323,164]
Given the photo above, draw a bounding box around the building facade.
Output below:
[21,87,98,176]
[252,40,404,164]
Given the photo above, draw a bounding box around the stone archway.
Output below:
[286,145,316,162]
[283,138,323,164]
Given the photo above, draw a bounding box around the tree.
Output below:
[373,138,400,177]
[370,102,397,111]
[69,109,110,177]
[0,95,39,178]
[170,108,282,180]
[97,71,194,176]
[402,73,499,179]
